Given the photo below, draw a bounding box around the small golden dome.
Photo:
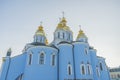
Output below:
[57,23,64,29]
[61,17,67,23]
[35,25,45,36]
[38,26,43,31]
[56,17,71,31]
[77,29,87,39]
[45,39,49,45]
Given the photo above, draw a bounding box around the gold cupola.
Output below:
[56,17,72,32]
[35,25,45,36]
[76,26,88,42]
[34,24,48,45]
[53,13,73,44]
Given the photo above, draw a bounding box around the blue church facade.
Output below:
[0,17,111,80]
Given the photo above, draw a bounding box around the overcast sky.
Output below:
[0,0,120,68]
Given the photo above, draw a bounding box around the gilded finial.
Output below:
[38,21,43,31]
[45,39,48,45]
[2,57,6,62]
[61,12,67,23]
[78,25,83,33]
[38,26,43,31]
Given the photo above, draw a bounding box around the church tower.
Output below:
[76,27,88,43]
[53,16,73,45]
[34,25,48,45]
[23,25,58,80]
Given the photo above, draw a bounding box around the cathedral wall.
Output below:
[0,57,11,80]
[58,43,75,80]
[98,57,111,80]
[90,49,100,80]
[73,42,93,79]
[23,46,58,80]
[6,53,26,80]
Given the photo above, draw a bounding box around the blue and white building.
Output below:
[0,16,111,80]
[110,67,120,80]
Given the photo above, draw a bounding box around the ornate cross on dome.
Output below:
[79,25,81,30]
[62,11,65,17]
[40,21,43,26]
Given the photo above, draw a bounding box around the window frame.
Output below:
[39,51,46,65]
[28,52,33,65]
[51,53,56,66]
[100,62,103,71]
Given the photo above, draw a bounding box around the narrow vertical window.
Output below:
[69,33,70,40]
[67,64,72,75]
[60,32,63,39]
[51,54,56,66]
[82,65,85,75]
[85,48,88,55]
[58,32,60,38]
[28,53,32,65]
[39,52,45,64]
[87,64,92,75]
[63,33,65,39]
[19,74,23,80]
[96,67,100,77]
[100,63,103,71]
[81,64,86,75]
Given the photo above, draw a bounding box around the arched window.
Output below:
[51,53,56,66]
[87,64,92,75]
[28,53,32,65]
[85,48,88,55]
[69,33,70,40]
[39,52,45,64]
[80,64,86,75]
[96,67,100,77]
[100,62,103,71]
[63,33,65,39]
[60,32,63,39]
[67,63,72,75]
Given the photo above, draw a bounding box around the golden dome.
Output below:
[57,23,64,29]
[35,25,45,36]
[77,29,87,39]
[61,17,67,23]
[56,17,72,32]
[38,26,43,31]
